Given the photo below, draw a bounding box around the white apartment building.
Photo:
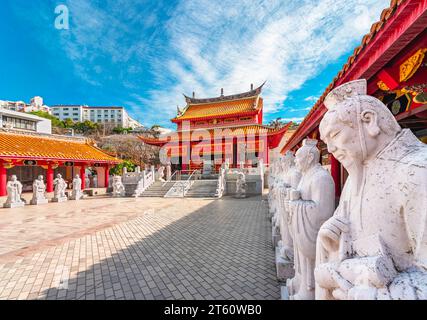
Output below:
[0,96,51,114]
[0,108,52,134]
[50,105,143,129]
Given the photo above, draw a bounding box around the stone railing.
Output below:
[133,170,155,197]
[164,170,198,198]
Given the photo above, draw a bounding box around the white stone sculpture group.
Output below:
[3,172,87,208]
[269,79,427,300]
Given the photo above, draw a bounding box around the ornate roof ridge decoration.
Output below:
[183,82,266,105]
[399,48,427,82]
[0,128,87,143]
[0,131,121,163]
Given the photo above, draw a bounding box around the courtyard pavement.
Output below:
[0,195,279,300]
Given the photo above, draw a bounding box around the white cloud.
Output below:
[304,96,319,102]
[17,0,390,127]
[139,0,390,124]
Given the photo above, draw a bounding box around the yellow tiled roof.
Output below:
[0,131,121,163]
[173,97,262,121]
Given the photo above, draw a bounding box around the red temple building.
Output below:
[140,84,291,172]
[281,0,427,198]
[0,130,121,197]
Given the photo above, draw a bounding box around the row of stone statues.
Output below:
[3,173,84,208]
[268,79,427,300]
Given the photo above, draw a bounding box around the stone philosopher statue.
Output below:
[286,139,335,300]
[315,79,427,300]
[30,175,48,205]
[4,175,24,208]
[70,174,83,200]
[53,173,67,202]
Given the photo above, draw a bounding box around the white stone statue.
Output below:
[52,173,67,202]
[269,155,284,219]
[70,174,83,200]
[286,139,335,300]
[30,175,48,205]
[166,163,172,180]
[3,175,25,208]
[112,176,125,197]
[235,172,247,198]
[277,152,302,259]
[158,166,165,182]
[315,79,427,300]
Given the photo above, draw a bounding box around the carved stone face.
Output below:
[295,147,314,173]
[56,174,62,179]
[38,175,44,181]
[75,174,80,179]
[320,111,364,170]
[11,175,17,182]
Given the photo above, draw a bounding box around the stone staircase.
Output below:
[185,180,218,198]
[139,181,175,197]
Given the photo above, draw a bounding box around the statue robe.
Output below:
[278,166,302,258]
[290,164,335,295]
[315,129,427,300]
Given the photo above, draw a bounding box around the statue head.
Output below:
[281,151,295,171]
[75,174,80,179]
[295,139,320,173]
[56,174,62,179]
[38,175,44,181]
[11,175,17,182]
[319,79,401,170]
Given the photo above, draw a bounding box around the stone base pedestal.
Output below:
[272,226,280,248]
[275,247,294,282]
[69,193,83,200]
[30,199,48,205]
[52,197,67,203]
[3,202,25,208]
[281,286,290,300]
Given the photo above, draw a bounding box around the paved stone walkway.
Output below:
[0,196,279,300]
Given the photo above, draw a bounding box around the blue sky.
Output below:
[0,0,390,129]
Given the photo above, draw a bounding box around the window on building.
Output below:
[2,116,36,131]
[240,117,252,121]
[90,110,94,113]
[73,113,78,116]
[73,108,79,111]
[63,113,69,116]
[224,118,235,123]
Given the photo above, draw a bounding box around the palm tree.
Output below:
[268,117,283,129]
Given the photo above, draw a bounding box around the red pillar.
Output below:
[0,163,7,197]
[330,154,341,197]
[46,164,54,193]
[104,166,109,188]
[80,165,86,190]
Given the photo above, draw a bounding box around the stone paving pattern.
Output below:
[0,196,279,300]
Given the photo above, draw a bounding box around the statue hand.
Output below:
[318,216,350,252]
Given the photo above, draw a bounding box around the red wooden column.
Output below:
[0,162,7,197]
[104,165,110,188]
[80,165,86,190]
[330,154,341,197]
[46,164,54,193]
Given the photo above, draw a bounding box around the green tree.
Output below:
[29,111,64,128]
[109,160,136,175]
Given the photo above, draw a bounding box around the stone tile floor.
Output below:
[0,195,279,300]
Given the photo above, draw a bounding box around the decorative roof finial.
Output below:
[220,88,224,96]
[251,83,254,90]
[192,92,195,98]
